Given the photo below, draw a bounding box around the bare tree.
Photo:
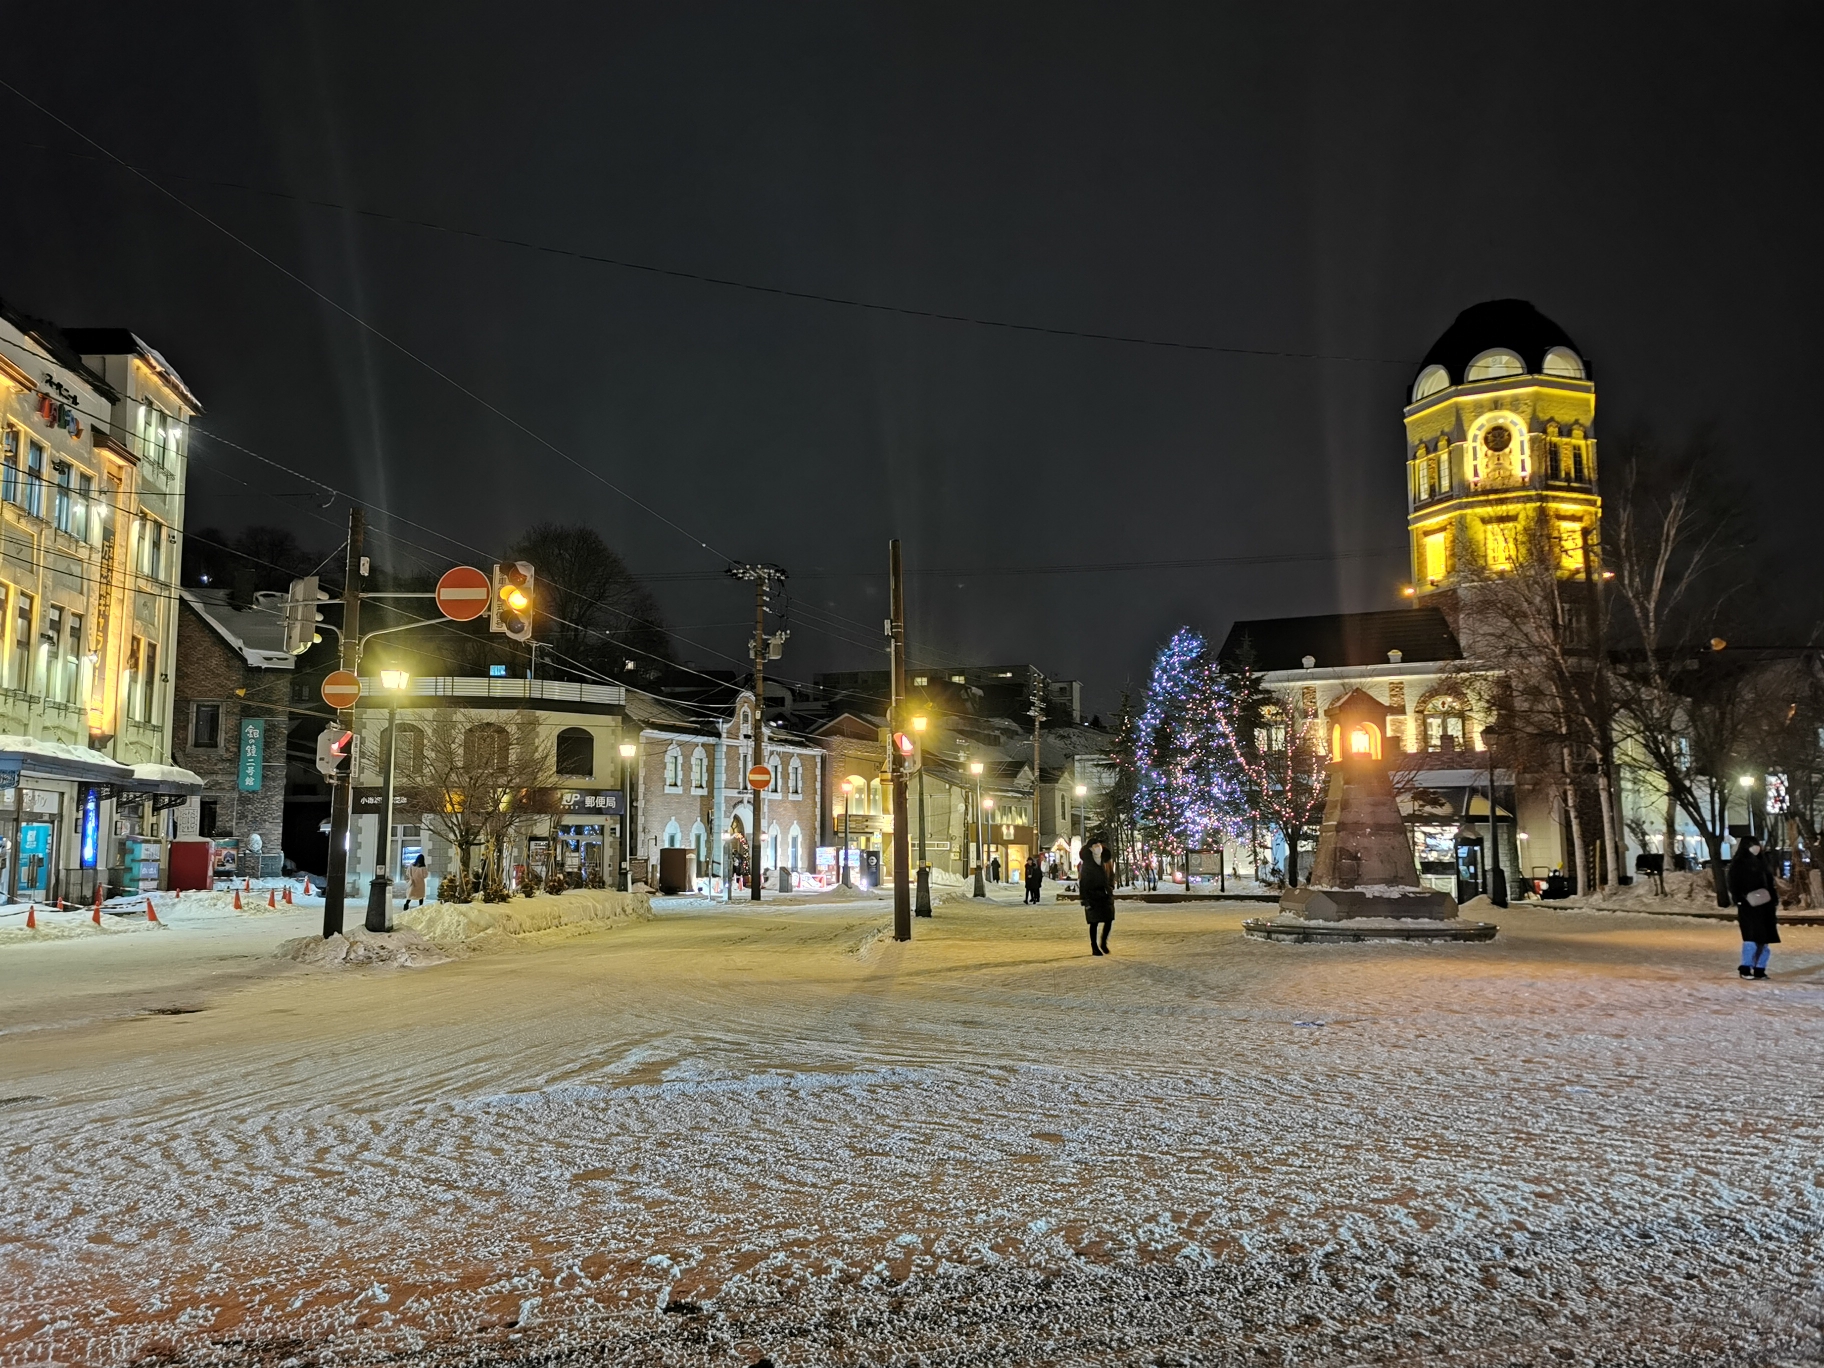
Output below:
[392,707,554,901]
[509,523,672,682]
[1214,661,1328,888]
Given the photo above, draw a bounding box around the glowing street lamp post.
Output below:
[840,779,855,888]
[1739,774,1757,842]
[970,761,985,898]
[364,668,410,933]
[913,715,931,917]
[1479,724,1508,908]
[619,742,638,891]
[1074,782,1087,850]
[983,797,996,887]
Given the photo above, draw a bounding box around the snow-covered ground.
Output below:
[1,892,1820,1366]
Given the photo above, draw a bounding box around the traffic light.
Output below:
[283,576,328,655]
[490,561,534,641]
[315,727,357,781]
[892,729,919,772]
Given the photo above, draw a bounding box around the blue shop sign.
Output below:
[79,787,100,868]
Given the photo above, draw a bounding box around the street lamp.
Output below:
[1479,724,1508,908]
[983,797,996,886]
[619,741,637,892]
[912,715,931,916]
[1074,783,1087,850]
[970,761,985,897]
[1738,774,1757,840]
[840,779,854,888]
[364,668,409,932]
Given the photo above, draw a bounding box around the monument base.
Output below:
[1279,884,1459,922]
[1243,914,1498,943]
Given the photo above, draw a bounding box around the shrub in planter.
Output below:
[545,868,568,895]
[520,875,539,897]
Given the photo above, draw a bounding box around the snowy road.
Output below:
[2,895,1820,1365]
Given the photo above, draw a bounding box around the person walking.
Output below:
[1079,838,1115,955]
[403,854,429,909]
[1728,837,1780,979]
[990,854,1001,884]
[1023,855,1042,904]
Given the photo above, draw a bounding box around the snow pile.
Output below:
[274,926,451,968]
[396,887,653,948]
[0,909,164,945]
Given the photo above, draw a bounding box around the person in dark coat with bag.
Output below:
[1727,836,1780,979]
[1079,838,1116,955]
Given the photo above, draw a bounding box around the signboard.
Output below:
[435,565,492,621]
[353,788,416,813]
[748,764,772,791]
[557,788,624,815]
[321,670,362,709]
[79,787,100,869]
[237,717,265,793]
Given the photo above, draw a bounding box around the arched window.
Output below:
[1422,696,1470,753]
[664,744,683,792]
[788,823,802,871]
[1465,348,1525,382]
[767,823,781,870]
[690,747,708,793]
[869,777,883,815]
[465,724,509,771]
[663,818,682,849]
[384,723,425,779]
[555,727,594,778]
[692,821,707,866]
[1541,346,1584,379]
[788,756,803,798]
[1470,416,1526,488]
[738,706,751,738]
[767,752,782,792]
[1412,364,1450,402]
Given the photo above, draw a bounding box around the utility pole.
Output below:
[728,562,786,900]
[1029,667,1044,890]
[323,507,363,938]
[888,539,911,942]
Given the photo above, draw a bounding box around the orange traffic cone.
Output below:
[92,900,101,926]
[233,890,243,910]
[146,897,159,924]
[243,878,251,892]
[267,889,276,908]
[283,886,293,905]
[304,876,314,896]
[56,898,64,910]
[25,904,35,930]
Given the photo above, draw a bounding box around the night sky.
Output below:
[3,5,1819,714]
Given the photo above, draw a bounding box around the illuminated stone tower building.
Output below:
[1403,299,1601,654]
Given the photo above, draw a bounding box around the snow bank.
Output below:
[396,887,653,949]
[275,927,451,968]
[0,909,164,946]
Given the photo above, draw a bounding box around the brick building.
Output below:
[169,587,294,877]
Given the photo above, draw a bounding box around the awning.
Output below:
[123,763,204,797]
[0,734,136,788]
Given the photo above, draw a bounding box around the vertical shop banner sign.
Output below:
[80,787,100,868]
[238,718,265,793]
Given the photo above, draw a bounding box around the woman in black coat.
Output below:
[1727,837,1780,979]
[1079,839,1116,955]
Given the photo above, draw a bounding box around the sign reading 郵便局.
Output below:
[237,717,265,793]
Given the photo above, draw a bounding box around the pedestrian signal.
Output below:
[892,730,920,772]
[490,561,535,641]
[283,576,329,655]
[315,727,357,780]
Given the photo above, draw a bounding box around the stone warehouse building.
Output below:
[632,688,822,890]
[169,588,296,877]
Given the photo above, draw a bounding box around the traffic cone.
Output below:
[233,890,243,910]
[25,904,35,930]
[267,889,276,909]
[146,897,159,924]
[304,877,313,896]
[56,898,64,910]
[243,878,251,892]
[283,886,293,905]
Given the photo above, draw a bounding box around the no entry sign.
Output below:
[321,670,362,710]
[748,764,772,791]
[436,565,491,621]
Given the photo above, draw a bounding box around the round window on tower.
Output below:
[1483,426,1512,453]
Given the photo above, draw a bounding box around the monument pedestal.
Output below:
[1244,688,1497,945]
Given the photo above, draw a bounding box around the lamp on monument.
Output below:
[1326,689,1389,766]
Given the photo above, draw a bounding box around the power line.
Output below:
[14,139,1418,369]
[0,79,731,565]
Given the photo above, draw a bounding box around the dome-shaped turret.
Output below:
[1410,299,1588,402]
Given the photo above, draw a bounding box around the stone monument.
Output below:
[1245,688,1496,942]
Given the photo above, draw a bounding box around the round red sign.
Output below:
[435,565,492,621]
[748,764,772,790]
[321,669,362,710]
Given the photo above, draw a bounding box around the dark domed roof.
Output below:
[1416,299,1587,386]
